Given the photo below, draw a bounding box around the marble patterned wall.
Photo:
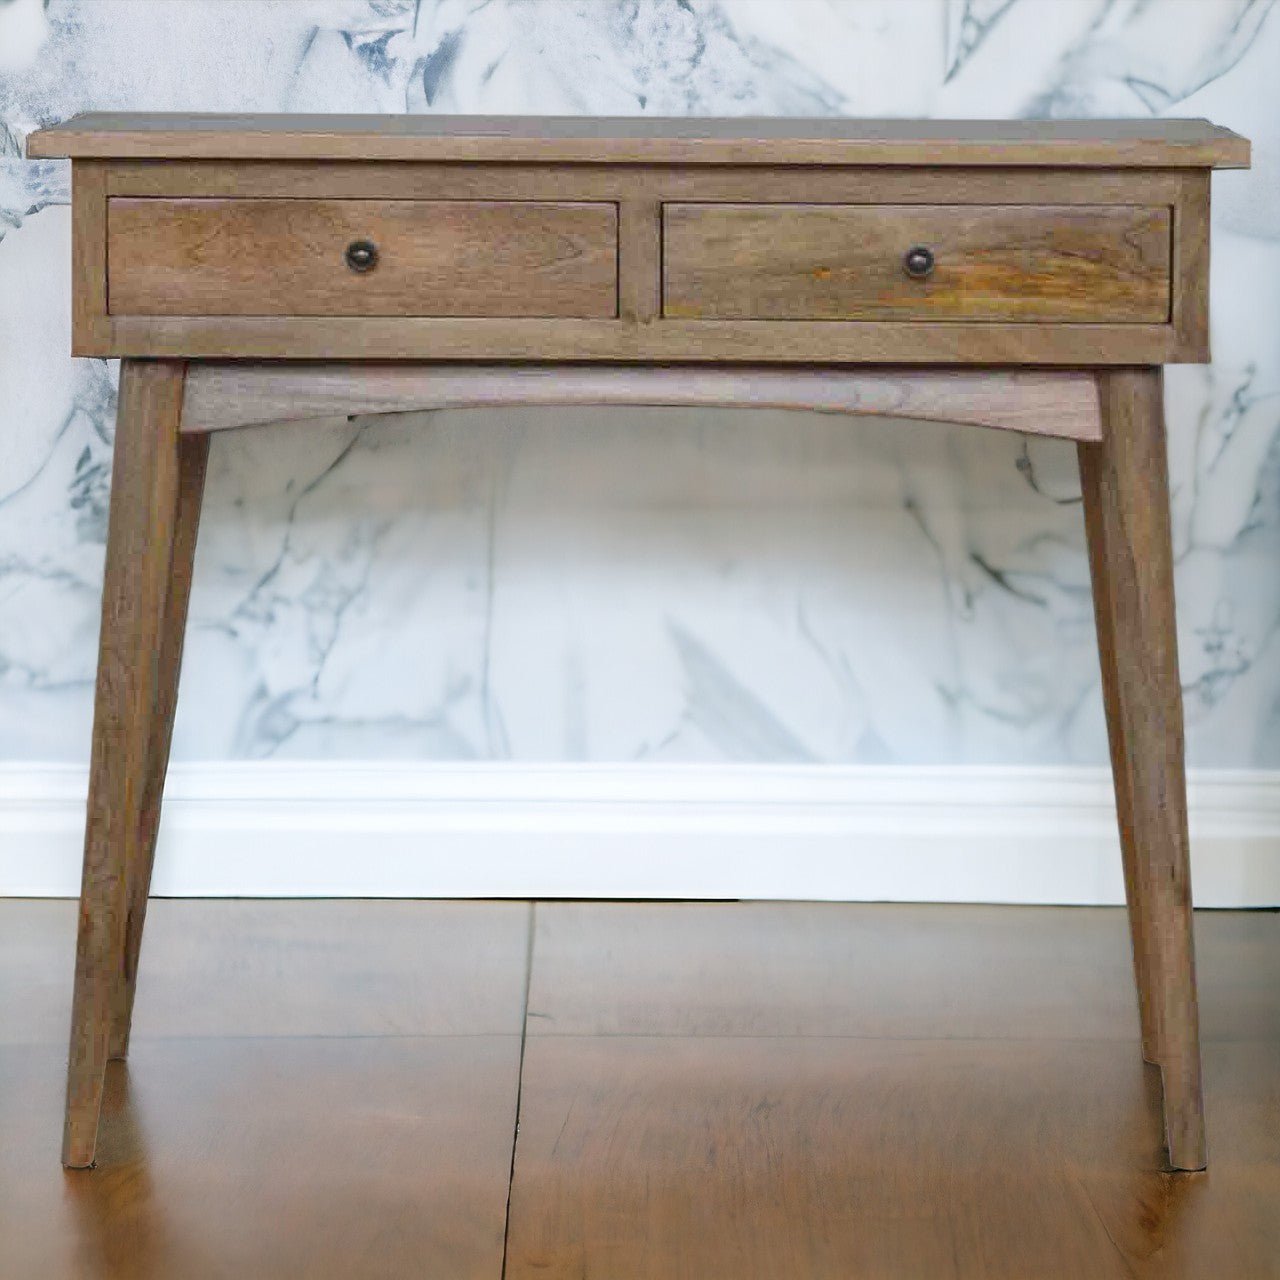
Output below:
[1,0,1277,768]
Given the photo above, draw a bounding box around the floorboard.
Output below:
[527,901,1145,1040]
[524,901,1280,1042]
[0,1036,523,1280]
[503,1034,1280,1279]
[0,899,531,1045]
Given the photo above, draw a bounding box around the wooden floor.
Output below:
[1,901,1277,1279]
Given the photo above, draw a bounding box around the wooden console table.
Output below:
[27,114,1249,1171]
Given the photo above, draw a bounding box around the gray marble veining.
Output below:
[0,0,1276,767]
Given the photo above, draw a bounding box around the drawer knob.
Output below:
[344,239,379,273]
[903,245,935,279]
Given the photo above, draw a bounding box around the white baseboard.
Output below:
[1,762,1278,906]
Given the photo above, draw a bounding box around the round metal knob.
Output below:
[903,245,935,279]
[345,239,379,272]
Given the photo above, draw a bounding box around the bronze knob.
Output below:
[345,239,378,272]
[903,245,935,279]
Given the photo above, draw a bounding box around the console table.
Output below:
[27,114,1249,1171]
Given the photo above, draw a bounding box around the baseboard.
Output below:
[1,762,1278,905]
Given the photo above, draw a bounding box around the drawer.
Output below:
[106,198,619,318]
[662,203,1171,323]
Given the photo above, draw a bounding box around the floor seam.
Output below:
[500,900,537,1280]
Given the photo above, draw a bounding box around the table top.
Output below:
[26,113,1249,168]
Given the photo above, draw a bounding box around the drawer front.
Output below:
[662,203,1171,323]
[107,198,618,318]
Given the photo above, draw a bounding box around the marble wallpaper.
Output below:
[0,0,1277,768]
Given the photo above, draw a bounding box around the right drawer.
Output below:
[662,203,1171,323]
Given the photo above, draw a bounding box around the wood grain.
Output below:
[124,900,532,1040]
[9,1036,524,1280]
[1171,172,1211,358]
[525,902,1153,1041]
[61,155,1217,362]
[504,1035,1279,1280]
[107,198,619,318]
[4,902,1278,1276]
[179,363,1103,441]
[85,314,1192,364]
[52,121,1232,360]
[1082,429,1162,1066]
[102,158,1189,206]
[27,113,1251,167]
[507,899,1280,1278]
[70,160,110,354]
[108,431,207,1062]
[6,899,1276,1043]
[1,899,533,1047]
[1079,369,1206,1171]
[43,113,1231,1193]
[63,360,188,1169]
[519,901,1280,1046]
[617,198,662,325]
[664,203,1172,322]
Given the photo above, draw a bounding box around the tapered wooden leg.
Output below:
[64,360,199,1168]
[108,429,209,1062]
[1081,438,1163,1069]
[1078,367,1206,1171]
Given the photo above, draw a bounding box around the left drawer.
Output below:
[106,198,619,318]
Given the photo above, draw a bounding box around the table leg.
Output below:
[63,360,205,1168]
[110,428,209,1062]
[1078,367,1206,1171]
